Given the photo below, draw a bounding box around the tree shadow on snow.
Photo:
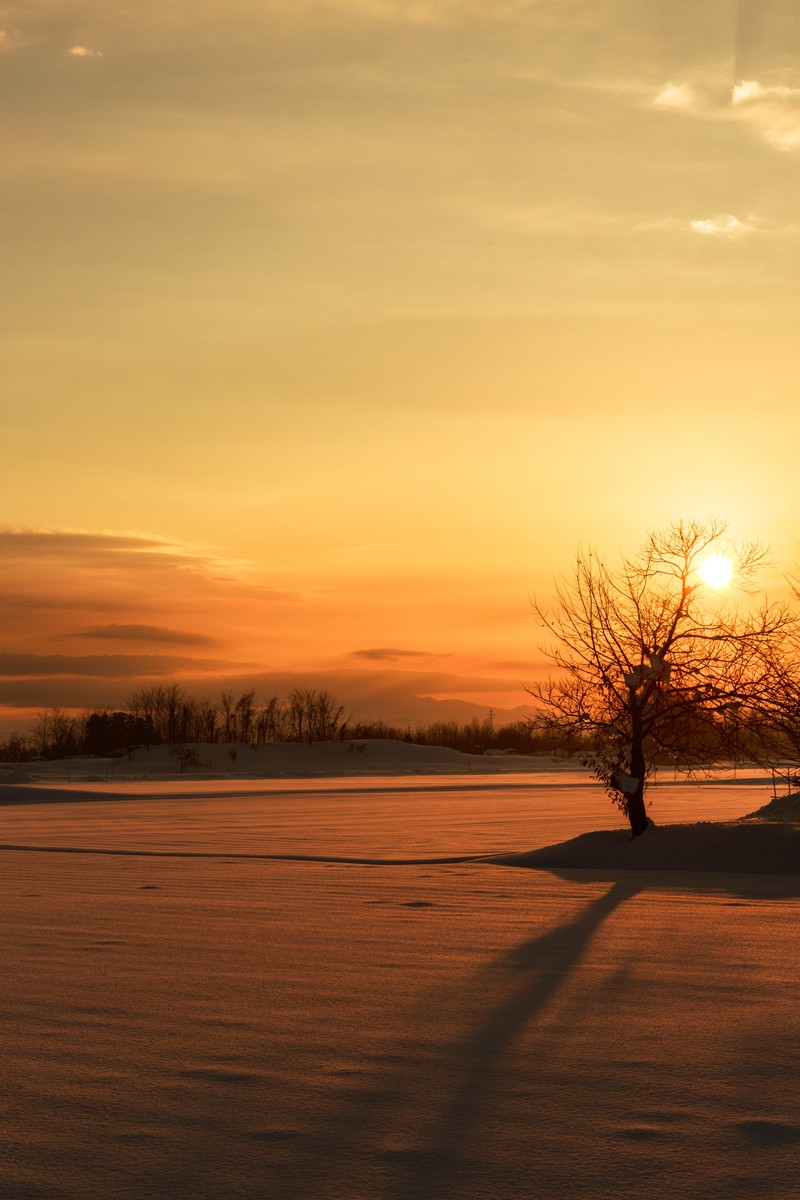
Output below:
[391,864,800,1200]
[391,876,639,1200]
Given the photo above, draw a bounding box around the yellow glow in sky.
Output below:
[1,1,799,730]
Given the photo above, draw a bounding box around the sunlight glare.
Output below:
[699,554,733,589]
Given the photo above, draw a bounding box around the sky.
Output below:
[2,0,799,733]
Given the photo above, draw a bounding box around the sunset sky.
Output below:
[2,0,799,732]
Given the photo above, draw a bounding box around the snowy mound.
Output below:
[491,820,800,876]
[0,740,557,782]
[743,792,800,823]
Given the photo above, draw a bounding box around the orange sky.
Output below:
[2,1,799,732]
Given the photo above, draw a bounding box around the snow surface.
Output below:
[2,746,799,1198]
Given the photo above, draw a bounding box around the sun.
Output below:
[699,554,733,589]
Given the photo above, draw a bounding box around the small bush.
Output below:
[169,745,202,773]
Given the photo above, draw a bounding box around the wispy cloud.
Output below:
[729,78,800,151]
[0,529,248,578]
[66,624,220,647]
[0,652,235,679]
[68,45,103,59]
[732,80,762,105]
[0,27,29,54]
[471,202,764,243]
[489,659,546,672]
[732,80,800,105]
[653,75,800,153]
[690,214,751,238]
[351,646,445,661]
[652,82,696,111]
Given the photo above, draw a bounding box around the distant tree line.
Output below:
[6,660,798,773]
[342,716,574,757]
[0,685,574,762]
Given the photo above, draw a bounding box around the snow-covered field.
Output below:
[2,744,799,1198]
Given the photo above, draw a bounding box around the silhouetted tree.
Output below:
[85,710,152,756]
[197,697,220,744]
[125,685,192,745]
[32,708,84,759]
[0,732,31,762]
[253,695,285,744]
[219,690,235,742]
[287,689,307,743]
[308,690,346,742]
[284,689,346,743]
[528,519,796,836]
[235,689,256,744]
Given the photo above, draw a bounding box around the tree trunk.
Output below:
[626,783,648,837]
[627,729,648,837]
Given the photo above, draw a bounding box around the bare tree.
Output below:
[528,518,796,836]
[254,696,285,744]
[197,697,219,744]
[287,689,306,743]
[32,708,84,759]
[219,691,235,743]
[126,684,189,745]
[309,690,346,742]
[285,689,346,744]
[234,689,256,745]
